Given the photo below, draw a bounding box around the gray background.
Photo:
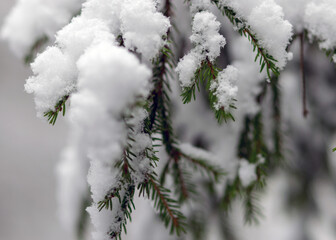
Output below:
[0,1,69,239]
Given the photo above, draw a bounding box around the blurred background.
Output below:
[1,1,336,240]
[0,1,70,239]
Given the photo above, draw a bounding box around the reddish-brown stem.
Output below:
[300,32,308,118]
[149,176,179,227]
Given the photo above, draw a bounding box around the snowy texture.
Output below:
[70,42,152,240]
[247,0,293,69]
[1,0,83,57]
[275,0,307,31]
[220,0,293,70]
[176,51,202,88]
[176,11,225,88]
[238,159,257,187]
[81,0,124,36]
[191,11,226,62]
[56,17,114,59]
[305,0,336,51]
[211,65,238,111]
[25,47,77,117]
[24,2,118,118]
[189,0,212,14]
[120,0,170,60]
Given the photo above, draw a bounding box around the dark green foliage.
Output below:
[243,186,263,224]
[180,152,225,182]
[43,95,69,125]
[138,175,187,236]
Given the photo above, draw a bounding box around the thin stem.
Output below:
[300,32,308,118]
[149,176,180,227]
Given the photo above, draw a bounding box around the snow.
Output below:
[70,42,152,240]
[120,0,170,61]
[247,0,293,69]
[175,51,202,88]
[219,0,293,70]
[211,65,238,111]
[176,11,225,88]
[180,142,222,164]
[238,159,257,187]
[81,0,124,36]
[305,0,336,51]
[56,17,114,59]
[189,0,212,14]
[190,11,226,62]
[25,46,77,117]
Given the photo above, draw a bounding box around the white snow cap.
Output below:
[25,46,77,117]
[220,0,293,70]
[176,11,226,88]
[120,0,171,60]
[70,43,152,240]
[305,0,336,51]
[238,159,257,187]
[190,0,212,14]
[211,65,238,111]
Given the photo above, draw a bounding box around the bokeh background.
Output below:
[0,1,70,239]
[1,1,336,240]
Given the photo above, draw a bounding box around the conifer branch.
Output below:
[43,95,69,125]
[137,174,187,235]
[271,77,283,162]
[181,59,236,123]
[180,152,224,181]
[208,0,281,80]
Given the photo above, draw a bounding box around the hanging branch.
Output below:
[271,77,284,162]
[181,58,236,123]
[208,0,280,80]
[137,173,187,235]
[299,32,309,118]
[43,95,69,125]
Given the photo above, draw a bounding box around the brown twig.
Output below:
[300,32,308,118]
[149,176,180,227]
